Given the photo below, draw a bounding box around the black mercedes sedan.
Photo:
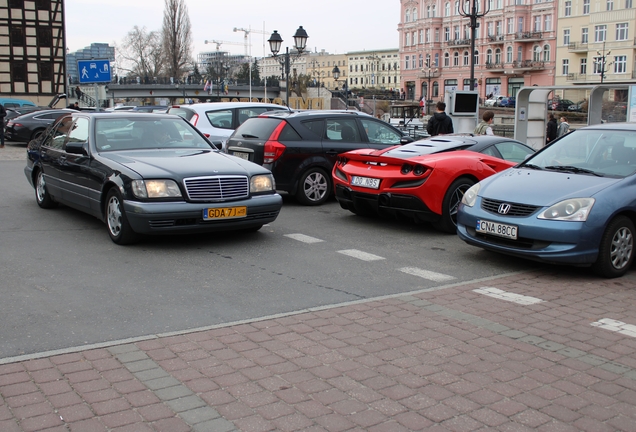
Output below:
[24,112,283,244]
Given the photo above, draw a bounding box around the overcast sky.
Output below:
[64,0,400,59]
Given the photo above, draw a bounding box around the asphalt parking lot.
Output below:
[1,142,635,431]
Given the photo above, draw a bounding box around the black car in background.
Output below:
[3,106,44,127]
[5,109,76,142]
[225,110,414,205]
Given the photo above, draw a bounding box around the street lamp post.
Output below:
[422,67,438,115]
[595,42,613,84]
[331,65,348,111]
[459,0,490,91]
[268,26,309,108]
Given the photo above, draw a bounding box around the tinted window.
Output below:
[46,117,74,150]
[325,119,360,142]
[233,118,282,140]
[360,119,402,145]
[301,119,325,137]
[279,124,301,141]
[66,117,89,147]
[238,107,274,126]
[206,110,233,129]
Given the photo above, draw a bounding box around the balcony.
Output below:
[487,35,505,44]
[485,62,505,72]
[566,73,587,83]
[512,60,546,70]
[446,38,471,47]
[567,42,588,53]
[514,31,543,42]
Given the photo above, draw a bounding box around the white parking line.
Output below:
[398,267,455,282]
[591,318,636,337]
[337,249,385,261]
[284,233,324,244]
[473,287,544,305]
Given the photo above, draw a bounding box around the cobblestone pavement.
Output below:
[1,269,635,431]
[0,142,27,161]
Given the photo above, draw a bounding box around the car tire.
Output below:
[30,129,46,141]
[105,188,140,245]
[592,216,635,278]
[296,167,331,206]
[35,169,57,209]
[433,177,475,234]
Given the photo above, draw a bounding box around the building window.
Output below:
[496,21,502,35]
[445,2,450,16]
[627,0,633,7]
[606,0,614,11]
[614,55,626,73]
[433,81,439,97]
[419,30,423,43]
[486,49,493,64]
[444,52,450,66]
[455,1,459,15]
[434,53,439,66]
[517,17,523,33]
[580,58,587,74]
[463,51,469,65]
[544,15,551,31]
[10,27,24,46]
[444,27,450,41]
[454,25,460,40]
[474,50,479,65]
[11,61,27,82]
[432,4,436,16]
[506,46,513,62]
[426,28,431,42]
[507,18,513,34]
[534,16,541,32]
[427,5,431,17]
[405,9,410,22]
[488,21,494,36]
[517,46,523,62]
[533,46,541,61]
[426,54,431,67]
[40,62,53,81]
[543,44,550,61]
[582,28,588,44]
[563,29,570,46]
[37,27,52,47]
[595,25,607,42]
[412,31,417,46]
[495,48,501,64]
[562,59,569,76]
[583,0,590,14]
[405,56,409,69]
[453,52,459,66]
[405,33,410,46]
[412,56,416,69]
[564,1,571,16]
[616,23,628,41]
[435,28,440,42]
[593,56,603,74]
[413,7,418,20]
[419,53,423,68]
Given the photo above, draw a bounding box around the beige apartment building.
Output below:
[346,49,401,92]
[555,0,635,97]
[305,51,347,91]
[398,0,558,102]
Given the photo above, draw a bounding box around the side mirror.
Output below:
[400,136,414,145]
[211,141,223,150]
[65,141,88,155]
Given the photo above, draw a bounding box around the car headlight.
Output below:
[538,198,595,221]
[131,180,182,199]
[250,174,275,193]
[461,183,481,207]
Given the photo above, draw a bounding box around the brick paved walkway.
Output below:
[0,143,26,161]
[1,269,636,431]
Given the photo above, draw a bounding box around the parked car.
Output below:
[333,135,534,233]
[3,106,44,127]
[167,102,290,150]
[225,110,414,205]
[133,105,168,113]
[498,97,516,108]
[5,109,76,142]
[105,105,136,112]
[24,112,282,245]
[548,99,574,111]
[484,95,505,107]
[0,98,37,108]
[457,123,636,278]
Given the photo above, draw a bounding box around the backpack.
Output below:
[474,121,489,135]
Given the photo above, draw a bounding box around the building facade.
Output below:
[346,49,401,92]
[555,0,635,89]
[399,0,557,102]
[66,43,115,85]
[0,0,66,98]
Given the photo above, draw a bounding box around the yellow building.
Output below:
[346,49,401,92]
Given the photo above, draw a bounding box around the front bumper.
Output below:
[335,185,440,223]
[123,194,283,235]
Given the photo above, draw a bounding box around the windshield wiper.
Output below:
[520,163,543,170]
[545,165,604,176]
[241,133,259,138]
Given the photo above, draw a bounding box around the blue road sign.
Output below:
[77,59,112,84]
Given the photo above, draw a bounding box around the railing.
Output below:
[485,62,505,70]
[568,42,588,51]
[487,35,505,43]
[512,60,545,68]
[566,73,582,81]
[446,38,471,46]
[515,31,543,40]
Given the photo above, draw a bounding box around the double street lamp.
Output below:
[268,26,309,107]
[422,66,438,115]
[331,65,348,110]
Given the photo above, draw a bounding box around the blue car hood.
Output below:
[101,149,259,178]
[480,168,620,205]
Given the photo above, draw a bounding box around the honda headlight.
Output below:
[538,198,595,221]
[461,183,481,207]
[250,174,275,193]
[131,180,182,199]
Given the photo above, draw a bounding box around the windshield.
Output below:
[523,129,636,177]
[95,117,213,151]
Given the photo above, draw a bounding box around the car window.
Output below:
[279,124,302,141]
[301,119,325,137]
[206,110,233,129]
[325,119,360,142]
[45,117,75,150]
[65,117,89,147]
[360,119,401,145]
[237,107,271,126]
[167,107,194,121]
[493,142,534,163]
[232,118,282,140]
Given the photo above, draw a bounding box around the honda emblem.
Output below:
[498,203,511,215]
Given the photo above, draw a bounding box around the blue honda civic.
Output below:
[457,123,636,278]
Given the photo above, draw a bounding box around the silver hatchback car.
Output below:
[167,102,290,150]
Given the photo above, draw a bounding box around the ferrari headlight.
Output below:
[131,180,182,199]
[250,174,275,193]
[538,198,595,221]
[461,183,481,207]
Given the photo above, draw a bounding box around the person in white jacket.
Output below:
[557,116,570,138]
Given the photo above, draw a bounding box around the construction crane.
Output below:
[233,27,270,56]
[203,40,243,52]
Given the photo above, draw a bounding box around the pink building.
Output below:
[398,0,556,103]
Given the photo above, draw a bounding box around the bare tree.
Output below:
[117,26,164,79]
[161,0,193,81]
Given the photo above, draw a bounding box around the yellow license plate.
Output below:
[203,206,247,220]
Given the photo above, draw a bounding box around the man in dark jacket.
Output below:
[426,101,454,136]
[546,114,557,144]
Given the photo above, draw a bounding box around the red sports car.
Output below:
[333,135,535,233]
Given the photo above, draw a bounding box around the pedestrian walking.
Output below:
[426,101,454,136]
[75,85,82,101]
[546,114,557,144]
[557,116,570,137]
[474,110,495,136]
